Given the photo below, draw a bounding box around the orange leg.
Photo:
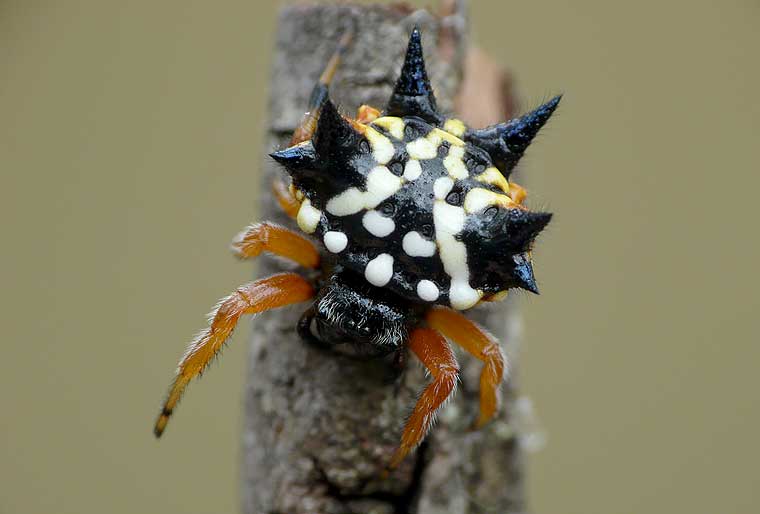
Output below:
[356,104,381,124]
[231,221,319,269]
[508,181,528,205]
[388,328,459,470]
[426,307,506,429]
[272,178,301,220]
[289,31,353,145]
[153,273,314,437]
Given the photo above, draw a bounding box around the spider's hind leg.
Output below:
[388,328,459,470]
[426,307,506,429]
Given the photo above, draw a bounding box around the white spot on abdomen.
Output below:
[433,203,468,276]
[433,176,454,200]
[362,210,395,237]
[323,231,348,253]
[365,253,394,287]
[365,166,403,208]
[326,188,365,216]
[296,199,322,234]
[449,280,482,310]
[403,159,422,181]
[325,166,402,216]
[433,202,482,310]
[364,126,395,164]
[407,128,465,161]
[416,280,440,302]
[406,137,437,160]
[433,202,465,235]
[402,231,436,257]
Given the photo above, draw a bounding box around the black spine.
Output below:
[465,95,562,176]
[386,27,442,124]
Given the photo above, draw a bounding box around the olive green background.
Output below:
[1,1,758,513]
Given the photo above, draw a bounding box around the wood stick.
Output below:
[243,3,527,512]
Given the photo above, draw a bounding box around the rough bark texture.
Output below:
[242,3,528,513]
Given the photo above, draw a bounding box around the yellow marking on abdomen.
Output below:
[372,116,405,140]
[407,128,465,161]
[443,118,466,137]
[363,125,395,164]
[463,188,515,214]
[297,198,322,233]
[430,127,465,147]
[443,146,467,179]
[475,167,510,194]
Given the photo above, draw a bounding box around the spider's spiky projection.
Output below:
[385,27,441,123]
[465,95,561,176]
[155,26,560,473]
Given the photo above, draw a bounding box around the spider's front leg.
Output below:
[153,273,314,437]
[427,307,506,429]
[289,30,353,145]
[388,328,459,470]
[355,104,381,124]
[271,178,301,220]
[231,221,320,269]
[270,30,360,222]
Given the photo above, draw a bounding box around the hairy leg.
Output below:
[355,104,381,124]
[231,221,319,269]
[426,307,506,429]
[272,178,301,220]
[154,273,314,437]
[289,31,353,145]
[388,328,459,470]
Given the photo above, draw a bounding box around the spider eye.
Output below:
[421,223,434,238]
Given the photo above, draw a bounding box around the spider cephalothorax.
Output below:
[154,27,560,471]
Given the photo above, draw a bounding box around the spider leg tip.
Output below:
[153,407,173,438]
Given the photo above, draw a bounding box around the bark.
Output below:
[242,3,528,513]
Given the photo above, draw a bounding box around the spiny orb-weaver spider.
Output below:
[154,27,559,470]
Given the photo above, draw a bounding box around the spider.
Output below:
[154,27,559,471]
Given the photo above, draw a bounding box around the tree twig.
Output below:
[242,3,526,513]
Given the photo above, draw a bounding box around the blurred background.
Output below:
[1,0,758,513]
